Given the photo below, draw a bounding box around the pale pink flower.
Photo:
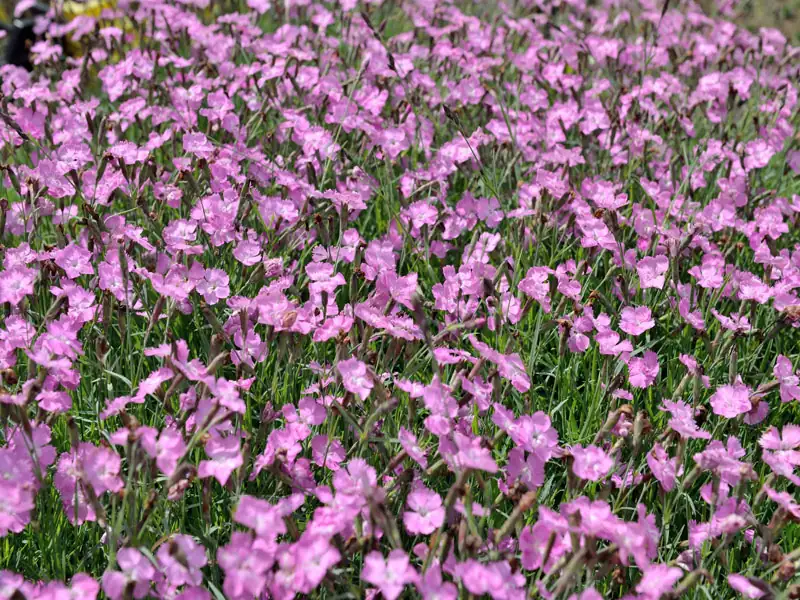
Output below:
[619,306,655,336]
[404,487,444,535]
[362,550,418,600]
[571,445,614,481]
[710,383,752,419]
[337,357,373,401]
[636,256,669,290]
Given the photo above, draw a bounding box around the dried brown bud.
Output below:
[768,544,784,564]
[778,560,796,581]
[1,369,18,386]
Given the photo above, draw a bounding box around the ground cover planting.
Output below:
[0,0,798,598]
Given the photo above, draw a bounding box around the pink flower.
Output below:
[519,267,553,313]
[36,389,72,413]
[744,139,775,171]
[378,128,410,160]
[292,534,342,593]
[108,141,146,163]
[218,533,273,600]
[54,244,94,279]
[0,482,34,537]
[157,534,207,587]
[337,357,373,401]
[163,219,198,253]
[102,548,155,600]
[196,268,230,305]
[398,427,428,468]
[198,435,243,485]
[759,425,800,484]
[234,495,286,541]
[636,256,669,290]
[79,443,124,495]
[660,399,711,440]
[571,444,614,481]
[711,310,751,333]
[763,485,800,520]
[694,437,754,486]
[774,355,800,403]
[628,350,660,388]
[233,237,262,266]
[183,132,215,159]
[647,444,680,492]
[0,266,37,305]
[468,335,531,393]
[596,329,632,357]
[443,432,498,473]
[382,272,419,310]
[506,447,545,489]
[418,566,457,600]
[362,550,418,600]
[141,428,186,477]
[727,574,767,599]
[710,383,752,418]
[454,560,526,598]
[636,564,683,599]
[619,306,655,336]
[310,435,345,471]
[404,486,444,535]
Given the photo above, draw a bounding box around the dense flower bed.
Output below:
[0,0,798,598]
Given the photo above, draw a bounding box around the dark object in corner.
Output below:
[0,2,49,71]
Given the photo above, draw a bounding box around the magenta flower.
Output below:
[570,445,614,481]
[337,357,373,401]
[362,550,418,600]
[710,383,752,419]
[403,486,444,535]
